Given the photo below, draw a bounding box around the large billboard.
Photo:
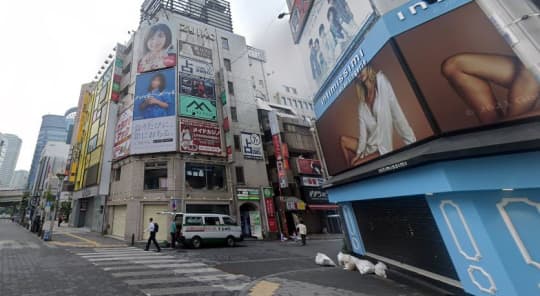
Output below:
[317,42,434,175]
[179,118,222,155]
[131,68,177,154]
[179,74,216,99]
[178,41,213,63]
[300,0,374,93]
[315,1,540,176]
[289,0,314,43]
[394,2,540,132]
[179,95,217,121]
[113,108,132,159]
[136,20,177,73]
[178,56,215,79]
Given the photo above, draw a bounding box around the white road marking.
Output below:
[124,277,193,286]
[142,286,224,296]
[88,255,175,262]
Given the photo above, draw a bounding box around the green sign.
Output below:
[237,188,261,200]
[180,95,217,121]
[263,187,273,198]
[220,91,227,105]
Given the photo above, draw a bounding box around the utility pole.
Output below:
[45,172,66,241]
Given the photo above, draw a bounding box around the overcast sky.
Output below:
[0,0,306,171]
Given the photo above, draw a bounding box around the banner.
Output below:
[289,0,314,43]
[300,176,325,187]
[179,74,216,100]
[178,56,215,79]
[179,95,217,121]
[237,188,260,201]
[241,133,264,160]
[132,68,177,154]
[179,118,222,155]
[136,20,177,73]
[300,0,374,95]
[296,158,323,176]
[113,108,132,159]
[178,41,213,63]
[302,188,329,204]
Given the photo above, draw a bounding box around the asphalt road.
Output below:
[1,220,446,296]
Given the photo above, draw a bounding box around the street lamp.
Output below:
[45,172,66,241]
[277,12,290,19]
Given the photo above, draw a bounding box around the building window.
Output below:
[234,135,241,151]
[292,88,297,94]
[224,58,232,71]
[87,136,98,153]
[287,98,292,105]
[221,37,229,50]
[227,81,235,96]
[285,86,290,93]
[281,97,287,105]
[185,163,226,190]
[259,80,264,87]
[144,162,167,190]
[231,106,238,122]
[294,100,299,108]
[235,166,245,184]
[113,167,121,181]
[304,102,309,109]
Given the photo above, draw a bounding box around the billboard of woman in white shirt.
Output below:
[340,66,416,167]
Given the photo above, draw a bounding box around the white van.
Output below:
[158,212,243,248]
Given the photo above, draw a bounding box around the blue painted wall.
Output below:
[332,152,540,295]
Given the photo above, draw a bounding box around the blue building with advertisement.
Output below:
[299,0,540,295]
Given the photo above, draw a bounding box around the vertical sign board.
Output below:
[269,111,288,188]
[263,187,278,232]
[113,108,132,159]
[179,95,217,121]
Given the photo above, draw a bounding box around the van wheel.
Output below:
[191,236,202,249]
[226,236,235,247]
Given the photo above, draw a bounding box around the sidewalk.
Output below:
[42,220,127,248]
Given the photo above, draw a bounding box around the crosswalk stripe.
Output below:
[72,246,253,295]
[93,259,187,266]
[148,263,206,269]
[173,267,222,274]
[103,265,153,271]
[142,286,225,296]
[124,277,193,286]
[112,270,173,278]
[81,252,158,258]
[88,256,175,262]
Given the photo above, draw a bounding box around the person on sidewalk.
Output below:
[58,216,63,227]
[145,217,161,252]
[296,220,307,246]
[170,220,177,248]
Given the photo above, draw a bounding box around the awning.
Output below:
[308,204,339,211]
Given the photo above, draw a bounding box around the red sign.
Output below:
[179,118,222,155]
[265,197,278,232]
[296,159,323,176]
[272,134,282,160]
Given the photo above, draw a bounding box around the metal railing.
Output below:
[141,0,233,32]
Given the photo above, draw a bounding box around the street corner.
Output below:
[48,231,127,248]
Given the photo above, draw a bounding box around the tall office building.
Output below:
[27,115,68,190]
[10,170,29,189]
[0,133,22,187]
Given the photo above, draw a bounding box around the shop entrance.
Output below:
[240,203,262,239]
[353,196,458,280]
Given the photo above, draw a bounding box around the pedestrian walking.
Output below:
[145,218,161,252]
[296,220,307,246]
[170,219,177,248]
[58,216,63,227]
